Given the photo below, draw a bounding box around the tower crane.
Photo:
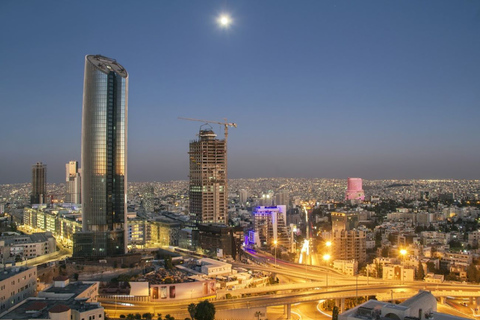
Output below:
[178,117,237,145]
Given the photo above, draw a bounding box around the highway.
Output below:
[98,249,480,319]
[100,281,480,319]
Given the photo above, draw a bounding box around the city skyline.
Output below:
[1,1,479,184]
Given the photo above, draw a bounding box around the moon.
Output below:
[218,14,232,28]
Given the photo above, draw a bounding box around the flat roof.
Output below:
[40,282,96,298]
[0,266,34,282]
[0,298,102,320]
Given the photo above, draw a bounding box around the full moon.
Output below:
[218,14,232,28]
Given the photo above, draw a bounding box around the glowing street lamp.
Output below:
[323,254,331,288]
[399,248,407,284]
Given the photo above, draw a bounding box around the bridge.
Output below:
[99,282,480,319]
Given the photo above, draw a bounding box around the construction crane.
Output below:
[178,117,237,145]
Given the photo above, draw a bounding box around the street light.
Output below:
[400,248,407,284]
[323,254,331,288]
[274,239,278,267]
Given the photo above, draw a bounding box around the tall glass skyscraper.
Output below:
[73,55,128,257]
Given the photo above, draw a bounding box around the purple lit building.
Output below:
[345,177,365,201]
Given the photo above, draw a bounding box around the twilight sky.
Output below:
[1,1,479,183]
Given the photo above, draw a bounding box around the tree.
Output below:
[426,261,436,273]
[448,239,462,250]
[375,232,382,248]
[375,263,383,279]
[142,313,153,320]
[194,300,215,320]
[164,256,174,270]
[135,314,142,320]
[164,315,175,320]
[467,262,478,283]
[416,261,425,280]
[188,303,196,320]
[332,306,339,320]
[381,247,389,258]
[74,273,79,281]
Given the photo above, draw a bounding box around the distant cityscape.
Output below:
[0,53,479,320]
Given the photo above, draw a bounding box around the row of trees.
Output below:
[119,300,215,320]
[120,313,174,320]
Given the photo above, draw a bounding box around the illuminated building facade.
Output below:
[73,55,128,257]
[65,161,81,204]
[31,162,47,205]
[323,229,367,264]
[24,207,82,244]
[127,218,181,247]
[345,177,365,201]
[189,128,227,224]
[331,212,359,232]
[252,205,290,248]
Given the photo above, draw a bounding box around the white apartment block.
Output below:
[0,233,55,261]
[0,266,37,312]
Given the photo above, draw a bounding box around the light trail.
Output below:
[291,310,302,320]
[317,299,332,318]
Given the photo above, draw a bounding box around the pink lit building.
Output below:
[345,177,365,201]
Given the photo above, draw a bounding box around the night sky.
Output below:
[1,1,479,183]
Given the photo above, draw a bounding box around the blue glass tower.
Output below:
[74,55,128,257]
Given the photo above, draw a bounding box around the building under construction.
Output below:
[189,127,227,224]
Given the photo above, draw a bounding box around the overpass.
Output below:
[99,282,480,319]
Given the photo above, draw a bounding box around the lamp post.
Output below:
[323,254,331,288]
[400,249,407,284]
[274,239,278,267]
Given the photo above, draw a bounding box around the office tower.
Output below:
[65,161,81,204]
[253,205,290,248]
[239,189,248,206]
[189,128,227,224]
[258,191,274,206]
[325,229,367,264]
[275,190,289,207]
[331,212,359,232]
[31,162,47,205]
[326,211,366,264]
[73,55,128,257]
[345,177,365,201]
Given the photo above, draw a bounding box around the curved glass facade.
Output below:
[75,55,128,257]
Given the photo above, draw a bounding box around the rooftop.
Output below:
[40,281,96,299]
[0,298,102,320]
[87,55,128,78]
[0,266,33,282]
